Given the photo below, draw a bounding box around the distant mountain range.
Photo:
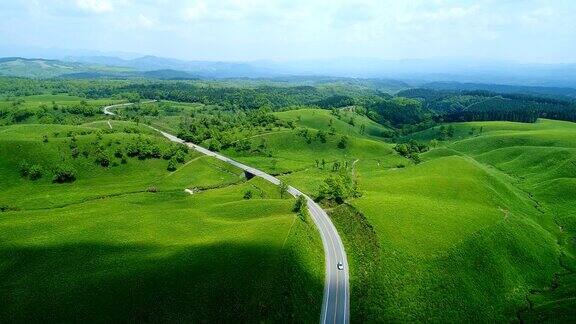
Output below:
[0,57,132,78]
[65,55,275,78]
[1,55,575,96]
[62,55,576,88]
[0,57,202,79]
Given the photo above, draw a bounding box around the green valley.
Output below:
[1,76,575,323]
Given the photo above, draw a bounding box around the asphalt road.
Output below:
[104,103,349,323]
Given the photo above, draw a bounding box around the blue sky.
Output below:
[1,0,575,63]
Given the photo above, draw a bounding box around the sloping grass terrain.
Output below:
[225,108,404,191]
[360,118,575,322]
[350,155,560,322]
[235,109,575,322]
[0,94,120,125]
[0,123,324,322]
[275,108,391,139]
[0,57,131,78]
[134,101,575,322]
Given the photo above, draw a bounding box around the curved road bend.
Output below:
[104,103,350,323]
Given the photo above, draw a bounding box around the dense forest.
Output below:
[398,88,576,123]
[1,77,576,131]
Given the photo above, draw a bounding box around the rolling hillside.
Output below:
[1,86,574,322]
[0,122,324,322]
[0,57,132,78]
[216,108,575,322]
[391,119,576,321]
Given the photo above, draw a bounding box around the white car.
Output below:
[337,262,344,270]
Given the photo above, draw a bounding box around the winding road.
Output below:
[104,103,350,323]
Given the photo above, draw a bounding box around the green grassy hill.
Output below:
[0,57,131,78]
[221,108,403,194]
[275,108,391,139]
[367,118,576,322]
[0,122,324,322]
[0,94,121,126]
[3,91,574,323]
[223,109,575,322]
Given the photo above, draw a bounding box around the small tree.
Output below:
[19,160,30,177]
[316,130,327,143]
[337,136,348,149]
[293,195,308,220]
[411,153,421,164]
[167,157,177,171]
[175,150,187,163]
[209,139,221,152]
[279,181,289,198]
[52,165,76,183]
[95,152,111,167]
[28,164,43,180]
[42,135,49,143]
[318,176,347,204]
[243,190,253,200]
[293,195,306,213]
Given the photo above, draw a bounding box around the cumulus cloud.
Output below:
[1,0,575,62]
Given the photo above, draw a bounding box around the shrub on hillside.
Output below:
[209,139,221,152]
[293,195,307,220]
[167,157,177,171]
[28,164,43,180]
[394,140,428,164]
[52,165,76,183]
[279,181,289,198]
[18,161,43,180]
[19,160,30,177]
[317,174,361,204]
[337,136,348,149]
[126,139,162,160]
[95,152,111,167]
[316,130,327,143]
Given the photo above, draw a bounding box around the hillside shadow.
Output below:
[0,241,322,323]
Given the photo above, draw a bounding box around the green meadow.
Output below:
[221,108,575,322]
[0,122,324,322]
[343,119,576,322]
[1,90,574,322]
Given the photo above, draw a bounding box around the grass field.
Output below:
[0,122,324,322]
[2,96,574,322]
[225,108,405,190]
[275,108,391,140]
[0,94,122,126]
[223,110,576,322]
[338,119,575,322]
[0,94,118,111]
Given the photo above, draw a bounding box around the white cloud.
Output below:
[520,7,555,26]
[135,13,156,28]
[183,1,208,21]
[2,0,575,62]
[76,0,114,13]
